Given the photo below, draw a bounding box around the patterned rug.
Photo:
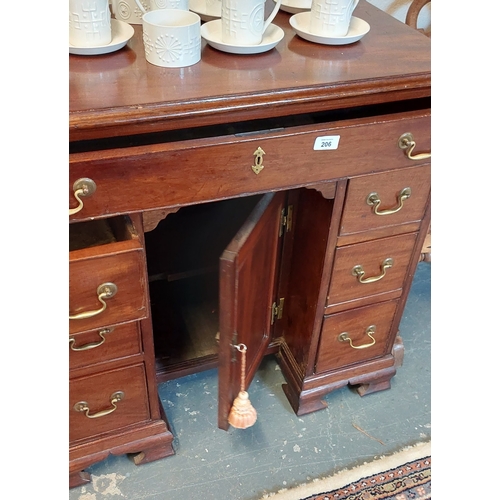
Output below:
[260,441,431,500]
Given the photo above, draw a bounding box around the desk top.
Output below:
[69,1,430,143]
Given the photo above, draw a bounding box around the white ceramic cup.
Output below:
[309,0,359,37]
[134,0,189,15]
[69,0,112,47]
[221,0,282,46]
[142,9,201,67]
[109,0,145,24]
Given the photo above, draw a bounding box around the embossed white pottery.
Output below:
[201,19,284,54]
[69,0,112,47]
[221,0,282,45]
[70,18,134,54]
[290,12,369,45]
[134,0,189,14]
[142,9,201,67]
[110,0,146,24]
[309,0,359,37]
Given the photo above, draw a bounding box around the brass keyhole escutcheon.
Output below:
[252,147,266,175]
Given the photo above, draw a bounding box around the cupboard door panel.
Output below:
[218,192,286,430]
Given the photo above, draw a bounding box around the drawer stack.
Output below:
[316,163,431,387]
[273,114,431,417]
[69,216,173,488]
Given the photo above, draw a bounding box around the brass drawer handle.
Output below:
[338,325,376,349]
[366,187,411,216]
[69,283,118,320]
[69,327,113,351]
[352,258,394,284]
[73,391,125,419]
[69,178,96,216]
[398,132,431,161]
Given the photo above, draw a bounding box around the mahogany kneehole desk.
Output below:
[68,2,431,489]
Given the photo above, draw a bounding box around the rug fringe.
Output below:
[260,440,431,499]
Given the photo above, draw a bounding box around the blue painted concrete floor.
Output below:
[70,262,431,500]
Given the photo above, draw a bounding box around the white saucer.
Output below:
[275,0,311,14]
[201,21,284,54]
[289,13,370,45]
[69,19,134,55]
[189,0,221,21]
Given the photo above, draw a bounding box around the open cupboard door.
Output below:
[218,192,286,430]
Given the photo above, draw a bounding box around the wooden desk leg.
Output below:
[355,336,404,396]
[132,442,175,465]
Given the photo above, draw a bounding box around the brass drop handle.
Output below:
[69,178,96,216]
[352,258,394,284]
[338,325,376,350]
[73,391,125,419]
[398,132,431,161]
[69,328,113,351]
[69,283,118,320]
[366,187,411,216]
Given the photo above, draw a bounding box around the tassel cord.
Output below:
[235,343,247,392]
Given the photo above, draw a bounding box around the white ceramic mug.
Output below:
[221,0,282,46]
[142,9,201,67]
[134,0,189,14]
[309,0,359,37]
[110,0,146,24]
[69,0,112,47]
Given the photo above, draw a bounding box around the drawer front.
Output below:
[339,164,430,239]
[69,364,150,443]
[316,300,398,374]
[69,244,147,335]
[327,233,418,309]
[69,322,142,371]
[69,111,430,220]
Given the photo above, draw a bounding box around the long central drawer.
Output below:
[69,110,430,221]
